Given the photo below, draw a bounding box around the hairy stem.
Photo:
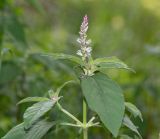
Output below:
[83,99,88,139]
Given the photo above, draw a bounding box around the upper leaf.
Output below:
[2,120,55,139]
[81,72,125,137]
[123,115,142,139]
[38,53,83,65]
[17,97,49,105]
[125,102,143,121]
[23,100,56,129]
[92,57,134,72]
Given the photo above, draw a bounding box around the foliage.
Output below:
[0,0,160,139]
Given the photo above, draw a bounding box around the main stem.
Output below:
[83,99,88,139]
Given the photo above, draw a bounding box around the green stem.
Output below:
[83,99,88,139]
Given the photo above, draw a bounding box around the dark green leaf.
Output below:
[23,100,56,129]
[123,115,142,138]
[125,102,143,121]
[38,53,83,65]
[6,14,27,47]
[81,72,125,137]
[17,97,50,105]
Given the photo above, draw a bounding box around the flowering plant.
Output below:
[2,15,142,139]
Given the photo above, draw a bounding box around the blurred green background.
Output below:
[0,0,160,138]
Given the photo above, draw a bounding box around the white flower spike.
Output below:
[77,15,92,60]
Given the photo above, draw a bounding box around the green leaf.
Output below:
[17,97,50,105]
[2,120,55,139]
[93,57,134,72]
[56,80,76,95]
[6,14,27,47]
[25,119,55,139]
[23,100,56,129]
[123,115,142,138]
[38,53,83,65]
[81,72,125,137]
[2,123,26,139]
[125,102,143,121]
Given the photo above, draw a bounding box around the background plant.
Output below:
[0,0,160,139]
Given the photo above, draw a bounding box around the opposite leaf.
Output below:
[92,57,134,72]
[17,97,49,105]
[123,115,142,139]
[125,102,143,122]
[23,100,56,129]
[81,72,125,137]
[39,53,83,65]
[2,120,55,139]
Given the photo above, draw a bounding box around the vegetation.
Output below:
[0,0,160,139]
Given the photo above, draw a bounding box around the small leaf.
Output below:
[23,100,56,129]
[123,115,142,139]
[56,80,76,95]
[2,120,55,139]
[93,57,134,72]
[38,53,83,65]
[17,97,49,105]
[125,102,143,121]
[81,72,125,137]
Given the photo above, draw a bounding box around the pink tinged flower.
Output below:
[76,14,92,58]
[80,15,88,34]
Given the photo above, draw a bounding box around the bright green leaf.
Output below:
[2,120,55,139]
[125,102,143,121]
[23,100,56,129]
[123,115,142,139]
[17,97,49,105]
[81,72,125,137]
[93,57,134,72]
[38,53,83,65]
